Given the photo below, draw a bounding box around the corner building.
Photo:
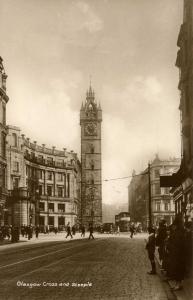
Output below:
[174,0,193,221]
[128,155,180,228]
[80,86,102,227]
[6,126,81,229]
[0,57,9,225]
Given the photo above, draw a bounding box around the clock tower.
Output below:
[80,85,102,227]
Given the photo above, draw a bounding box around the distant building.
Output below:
[0,57,9,226]
[128,170,148,229]
[6,126,81,229]
[128,155,180,228]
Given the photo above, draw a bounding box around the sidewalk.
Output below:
[0,231,145,251]
[155,250,193,300]
[0,232,85,251]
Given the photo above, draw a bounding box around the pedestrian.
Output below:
[21,225,25,237]
[169,217,185,291]
[184,221,192,277]
[35,226,39,238]
[145,227,156,275]
[130,224,135,238]
[27,225,32,240]
[117,225,120,235]
[88,224,94,240]
[65,222,73,239]
[156,219,167,268]
[72,225,76,236]
[81,225,85,237]
[161,225,171,277]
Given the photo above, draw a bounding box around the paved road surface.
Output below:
[0,234,174,300]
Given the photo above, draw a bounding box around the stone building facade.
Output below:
[0,57,9,226]
[173,0,193,221]
[6,126,81,229]
[80,86,102,227]
[128,155,180,228]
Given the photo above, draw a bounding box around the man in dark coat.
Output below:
[81,225,86,237]
[169,218,185,290]
[146,227,156,275]
[65,222,73,239]
[88,224,94,240]
[156,219,167,266]
[130,224,135,238]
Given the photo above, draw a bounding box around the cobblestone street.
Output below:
[0,234,174,300]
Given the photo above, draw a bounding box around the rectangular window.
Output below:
[37,155,43,163]
[38,169,43,180]
[154,169,160,178]
[156,202,161,211]
[58,173,63,181]
[39,216,45,226]
[3,105,6,125]
[164,187,170,194]
[39,185,43,196]
[47,157,53,166]
[58,203,65,213]
[58,186,63,197]
[47,171,52,181]
[47,185,52,196]
[39,202,45,211]
[1,132,6,158]
[48,203,54,212]
[0,166,5,188]
[58,216,65,226]
[48,216,54,226]
[67,174,70,197]
[13,177,19,189]
[154,183,160,195]
[13,161,19,172]
[56,159,64,167]
[164,203,170,211]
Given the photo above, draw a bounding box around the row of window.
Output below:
[155,202,171,211]
[25,150,75,167]
[0,104,6,125]
[0,165,6,187]
[154,184,170,195]
[39,184,70,198]
[39,202,65,213]
[26,167,71,182]
[1,132,6,158]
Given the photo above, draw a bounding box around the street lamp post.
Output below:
[148,163,152,227]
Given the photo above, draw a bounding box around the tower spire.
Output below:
[86,76,95,102]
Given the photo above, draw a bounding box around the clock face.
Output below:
[85,123,97,135]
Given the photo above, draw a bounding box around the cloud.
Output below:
[76,1,103,33]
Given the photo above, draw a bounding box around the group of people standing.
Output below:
[146,217,192,291]
[65,223,94,240]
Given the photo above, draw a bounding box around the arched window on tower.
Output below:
[90,159,94,170]
[90,143,94,153]
[12,133,17,147]
[90,174,94,185]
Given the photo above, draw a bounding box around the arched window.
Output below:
[90,144,94,153]
[12,133,17,147]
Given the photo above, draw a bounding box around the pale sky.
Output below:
[0,0,183,205]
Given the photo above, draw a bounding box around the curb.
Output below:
[155,251,192,300]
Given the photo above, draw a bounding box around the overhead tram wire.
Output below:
[77,170,173,184]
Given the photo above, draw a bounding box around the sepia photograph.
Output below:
[0,0,192,299]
